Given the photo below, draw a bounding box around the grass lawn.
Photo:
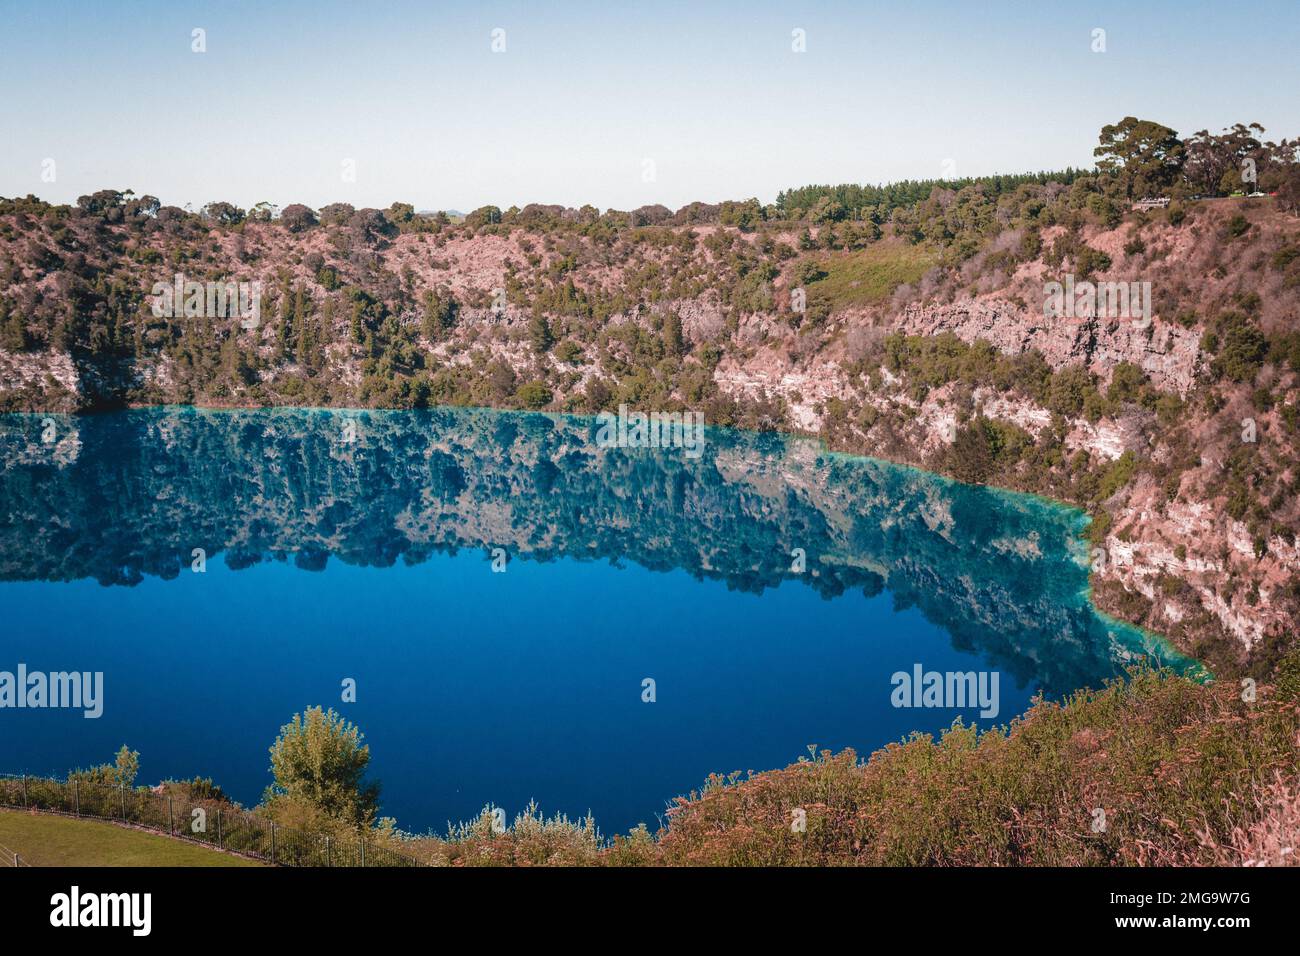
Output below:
[808,242,939,309]
[0,809,264,867]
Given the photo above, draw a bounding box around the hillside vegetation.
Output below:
[45,659,1299,867]
[3,117,1297,674]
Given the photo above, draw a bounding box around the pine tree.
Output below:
[948,418,994,485]
[351,301,365,344]
[421,291,441,341]
[277,284,295,359]
[296,309,316,370]
[529,308,554,354]
[0,299,28,351]
[664,311,685,357]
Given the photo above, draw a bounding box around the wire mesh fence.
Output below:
[0,772,422,867]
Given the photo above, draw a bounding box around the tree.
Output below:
[76,189,127,218]
[1274,165,1300,216]
[466,205,502,228]
[1210,313,1268,383]
[1182,124,1265,197]
[267,707,380,826]
[386,202,415,227]
[1094,117,1184,199]
[1107,362,1146,404]
[719,198,764,229]
[113,745,140,788]
[124,194,161,219]
[585,376,613,411]
[318,202,355,226]
[248,201,278,222]
[1046,365,1094,417]
[663,311,685,357]
[793,260,827,285]
[348,208,396,243]
[201,201,245,225]
[947,417,994,484]
[529,309,555,353]
[421,289,457,339]
[629,204,672,227]
[516,380,552,408]
[350,300,366,344]
[1,299,28,350]
[810,196,847,223]
[280,203,318,233]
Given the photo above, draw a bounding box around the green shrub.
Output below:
[515,381,553,409]
[1209,312,1268,383]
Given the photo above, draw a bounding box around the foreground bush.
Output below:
[1199,773,1300,867]
[373,666,1296,866]
[17,667,1294,867]
[405,802,655,867]
[653,667,1299,866]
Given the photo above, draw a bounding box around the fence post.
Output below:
[168,796,174,836]
[21,774,27,808]
[270,822,276,865]
[217,808,223,848]
[73,779,79,817]
[325,835,331,867]
[119,784,126,820]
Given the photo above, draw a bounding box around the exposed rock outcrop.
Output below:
[898,300,1203,396]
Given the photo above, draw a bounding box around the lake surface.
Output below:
[0,407,1185,835]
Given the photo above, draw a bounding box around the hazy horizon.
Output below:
[2,0,1298,213]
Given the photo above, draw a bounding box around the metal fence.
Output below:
[0,773,421,867]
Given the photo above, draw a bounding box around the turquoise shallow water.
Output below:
[0,406,1188,834]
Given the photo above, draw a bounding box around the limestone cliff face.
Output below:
[709,295,1295,668]
[0,348,80,412]
[897,300,1204,396]
[1100,489,1300,653]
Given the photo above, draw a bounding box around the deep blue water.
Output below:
[0,407,1185,835]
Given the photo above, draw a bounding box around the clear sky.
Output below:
[2,0,1297,213]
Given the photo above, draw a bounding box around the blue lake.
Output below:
[0,407,1186,835]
